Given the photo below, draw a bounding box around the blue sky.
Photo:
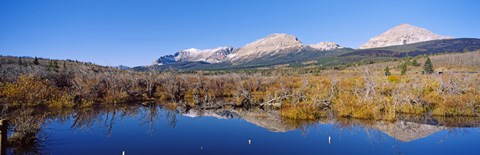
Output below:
[1,0,479,67]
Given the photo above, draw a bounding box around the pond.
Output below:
[3,103,480,155]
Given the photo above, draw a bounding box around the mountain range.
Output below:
[154,33,342,65]
[137,24,480,71]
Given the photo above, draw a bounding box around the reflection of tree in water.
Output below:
[280,117,320,136]
[140,102,178,132]
[438,128,472,144]
[0,104,147,154]
[71,105,142,136]
[434,116,480,127]
[141,102,159,134]
[5,107,46,154]
[104,107,116,136]
[71,108,104,130]
[392,139,404,155]
[165,109,177,128]
[0,103,479,154]
[331,118,388,146]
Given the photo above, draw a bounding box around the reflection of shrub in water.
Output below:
[434,116,480,127]
[334,117,377,129]
[281,117,328,133]
[280,105,329,120]
[7,108,46,154]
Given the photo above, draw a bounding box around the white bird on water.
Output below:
[328,136,331,144]
[248,139,252,144]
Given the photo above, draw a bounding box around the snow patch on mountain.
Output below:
[175,46,234,63]
[309,42,342,51]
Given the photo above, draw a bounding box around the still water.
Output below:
[5,104,480,155]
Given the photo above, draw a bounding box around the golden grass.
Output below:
[1,60,479,120]
[280,73,479,120]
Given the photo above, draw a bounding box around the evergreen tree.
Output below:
[63,61,67,69]
[18,57,23,65]
[384,66,391,76]
[53,61,59,69]
[48,60,56,72]
[405,54,411,64]
[423,57,434,74]
[33,57,40,65]
[411,58,420,66]
[400,62,408,75]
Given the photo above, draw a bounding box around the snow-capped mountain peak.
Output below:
[175,46,234,63]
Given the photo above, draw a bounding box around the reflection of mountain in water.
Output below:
[373,121,445,142]
[233,108,298,132]
[177,107,298,132]
[176,107,476,142]
[5,104,479,154]
[180,108,239,119]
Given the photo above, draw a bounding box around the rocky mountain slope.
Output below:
[227,33,303,62]
[154,33,341,65]
[154,46,234,65]
[359,24,452,49]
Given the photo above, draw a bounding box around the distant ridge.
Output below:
[140,24,480,71]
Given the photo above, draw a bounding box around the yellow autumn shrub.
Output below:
[0,75,56,106]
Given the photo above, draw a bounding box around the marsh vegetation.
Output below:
[1,51,480,122]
